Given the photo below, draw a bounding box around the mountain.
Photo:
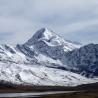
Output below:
[65,43,98,77]
[25,28,81,64]
[0,28,98,86]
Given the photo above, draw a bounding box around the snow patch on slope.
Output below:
[35,53,62,65]
[0,62,97,86]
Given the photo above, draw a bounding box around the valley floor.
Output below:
[0,90,98,98]
[40,90,98,98]
[0,82,98,98]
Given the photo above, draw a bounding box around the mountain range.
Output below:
[0,28,98,86]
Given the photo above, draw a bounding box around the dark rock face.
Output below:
[65,44,98,77]
[25,28,79,62]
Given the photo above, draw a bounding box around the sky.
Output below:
[0,0,98,45]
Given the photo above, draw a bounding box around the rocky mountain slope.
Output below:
[0,28,98,86]
[65,43,98,77]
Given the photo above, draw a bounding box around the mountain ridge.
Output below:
[0,28,98,86]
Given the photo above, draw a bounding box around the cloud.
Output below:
[0,0,98,44]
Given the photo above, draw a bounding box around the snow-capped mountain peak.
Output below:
[25,28,81,47]
[0,28,97,86]
[25,28,64,46]
[24,28,81,62]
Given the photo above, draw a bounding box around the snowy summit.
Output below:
[0,28,98,86]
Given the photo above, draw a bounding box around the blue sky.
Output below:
[0,0,98,45]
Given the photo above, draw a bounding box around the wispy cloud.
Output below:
[0,0,98,44]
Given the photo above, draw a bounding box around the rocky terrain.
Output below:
[0,28,98,86]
